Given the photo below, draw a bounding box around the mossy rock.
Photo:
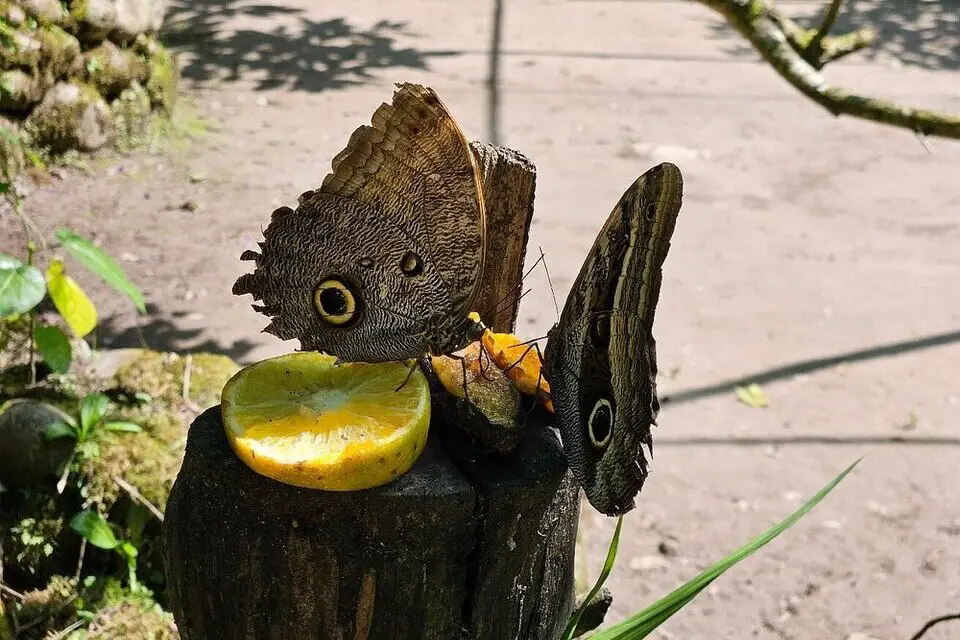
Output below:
[112,349,239,409]
[0,398,75,488]
[144,39,177,113]
[110,79,151,150]
[79,426,182,510]
[1,1,28,27]
[35,23,83,77]
[84,39,147,98]
[82,594,178,639]
[0,68,53,112]
[24,80,113,151]
[0,25,44,69]
[18,0,69,25]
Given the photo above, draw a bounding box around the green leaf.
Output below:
[46,260,97,338]
[119,541,139,558]
[735,383,769,408]
[69,511,118,550]
[0,253,45,316]
[101,421,142,433]
[563,516,623,640]
[79,392,110,435]
[33,324,72,374]
[44,420,77,441]
[55,229,145,313]
[590,459,861,639]
[0,181,9,194]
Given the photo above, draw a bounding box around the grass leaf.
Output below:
[590,459,861,639]
[33,324,72,374]
[0,253,45,316]
[101,421,142,433]
[55,229,146,313]
[564,516,623,640]
[45,259,97,338]
[69,510,118,550]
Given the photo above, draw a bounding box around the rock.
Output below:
[70,0,167,44]
[1,2,28,26]
[0,399,76,488]
[35,24,83,77]
[0,27,44,68]
[83,39,148,98]
[19,0,68,24]
[0,68,53,111]
[112,0,167,43]
[26,81,114,151]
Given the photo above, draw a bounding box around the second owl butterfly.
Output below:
[233,83,487,363]
[545,162,683,517]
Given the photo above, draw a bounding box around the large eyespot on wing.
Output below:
[313,277,362,327]
[587,398,614,449]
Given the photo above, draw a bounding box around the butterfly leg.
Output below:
[394,358,422,393]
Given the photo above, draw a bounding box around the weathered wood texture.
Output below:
[163,144,580,639]
[163,408,578,640]
[470,142,537,334]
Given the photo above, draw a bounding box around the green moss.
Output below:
[36,23,81,76]
[24,81,112,152]
[183,353,239,409]
[144,40,178,114]
[112,349,237,409]
[84,40,147,99]
[14,575,78,627]
[78,427,180,511]
[79,582,178,639]
[110,80,151,151]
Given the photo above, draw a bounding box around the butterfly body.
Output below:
[234,84,486,363]
[544,163,683,516]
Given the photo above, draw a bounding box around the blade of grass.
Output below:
[591,458,861,639]
[563,515,623,640]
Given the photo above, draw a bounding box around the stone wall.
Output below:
[0,0,177,165]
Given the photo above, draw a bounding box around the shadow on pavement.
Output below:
[705,0,959,71]
[161,1,461,92]
[93,304,260,363]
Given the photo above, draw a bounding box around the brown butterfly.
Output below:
[234,83,486,363]
[544,163,683,516]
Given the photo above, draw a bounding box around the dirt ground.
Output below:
[3,0,960,637]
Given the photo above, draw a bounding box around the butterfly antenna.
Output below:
[540,246,560,322]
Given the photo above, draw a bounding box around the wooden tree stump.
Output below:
[163,144,580,639]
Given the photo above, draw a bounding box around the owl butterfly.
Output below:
[233,83,486,363]
[544,163,683,517]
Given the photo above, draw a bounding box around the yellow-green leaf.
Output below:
[735,383,769,408]
[46,260,97,338]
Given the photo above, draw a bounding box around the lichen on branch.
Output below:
[696,0,960,140]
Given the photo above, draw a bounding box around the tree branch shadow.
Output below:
[705,0,960,71]
[161,1,460,92]
[92,304,260,363]
[662,327,960,406]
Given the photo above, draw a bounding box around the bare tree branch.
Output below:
[696,0,960,140]
[808,0,844,58]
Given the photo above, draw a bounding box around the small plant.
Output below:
[566,459,861,639]
[70,510,143,593]
[45,392,142,491]
[0,128,145,385]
